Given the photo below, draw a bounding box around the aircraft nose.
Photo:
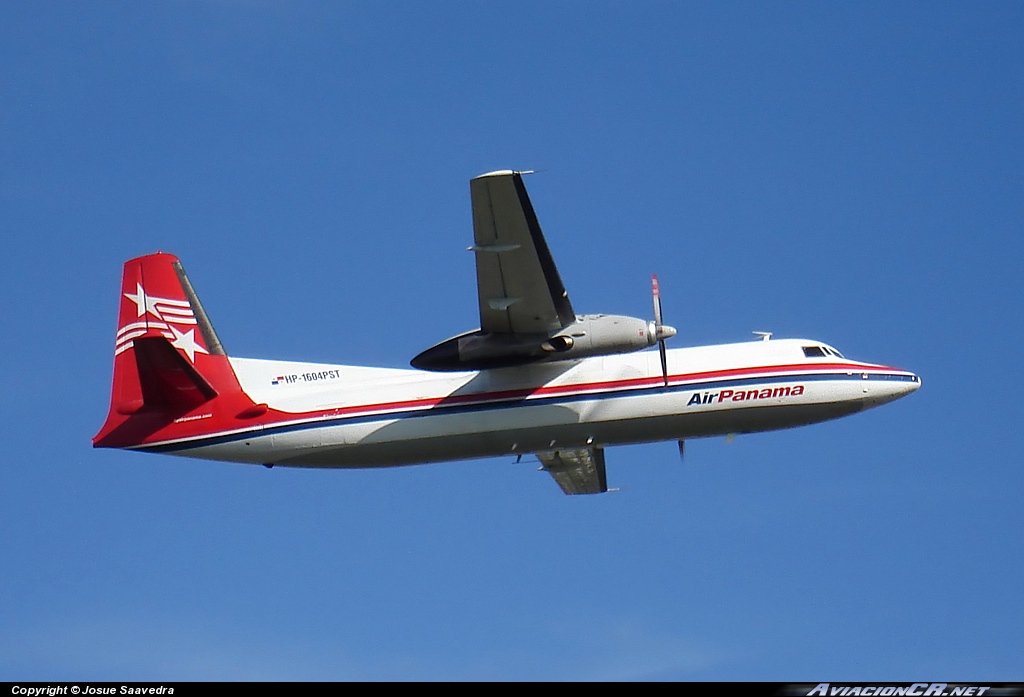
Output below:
[894,372,922,400]
[908,373,922,393]
[860,370,921,411]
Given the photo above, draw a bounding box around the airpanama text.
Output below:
[687,385,805,406]
[172,413,212,424]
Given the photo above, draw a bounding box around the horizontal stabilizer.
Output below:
[134,336,217,410]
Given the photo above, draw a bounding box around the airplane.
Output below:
[93,170,921,494]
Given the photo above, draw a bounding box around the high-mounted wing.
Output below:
[536,447,609,495]
[470,171,575,335]
[411,171,670,371]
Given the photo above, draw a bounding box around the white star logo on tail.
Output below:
[124,283,196,324]
[117,283,204,362]
[168,325,209,363]
[124,283,160,319]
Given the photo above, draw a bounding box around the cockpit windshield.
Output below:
[803,345,845,359]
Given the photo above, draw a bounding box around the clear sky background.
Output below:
[2,1,1022,681]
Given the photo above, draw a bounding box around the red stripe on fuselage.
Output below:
[134,361,910,448]
[320,362,900,416]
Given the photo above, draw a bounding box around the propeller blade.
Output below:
[659,339,669,388]
[652,274,673,387]
[677,439,685,462]
[652,274,663,327]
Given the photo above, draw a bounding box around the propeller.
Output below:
[651,274,677,387]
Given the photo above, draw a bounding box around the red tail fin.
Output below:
[93,253,264,449]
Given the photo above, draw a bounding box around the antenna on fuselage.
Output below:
[753,331,772,342]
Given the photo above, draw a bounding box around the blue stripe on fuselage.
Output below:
[136,370,915,454]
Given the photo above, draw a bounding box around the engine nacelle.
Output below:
[411,314,669,371]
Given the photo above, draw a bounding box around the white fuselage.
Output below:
[141,338,920,468]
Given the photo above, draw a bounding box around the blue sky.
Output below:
[2,1,1022,681]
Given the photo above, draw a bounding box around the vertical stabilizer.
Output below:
[93,253,263,449]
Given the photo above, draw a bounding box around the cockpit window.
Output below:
[802,346,827,358]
